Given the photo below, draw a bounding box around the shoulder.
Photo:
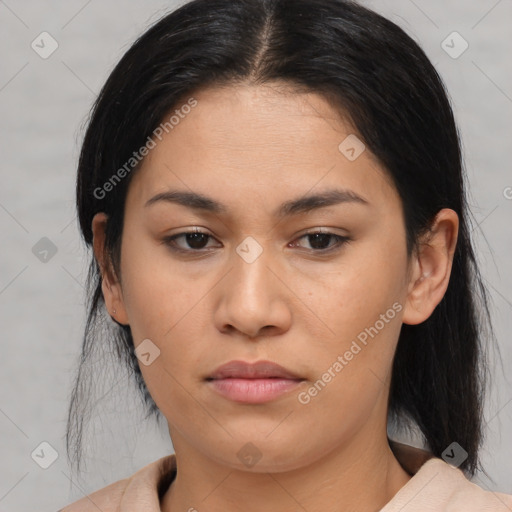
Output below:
[429,458,512,510]
[383,456,512,511]
[57,454,177,512]
[57,476,131,512]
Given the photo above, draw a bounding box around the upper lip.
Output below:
[207,360,303,380]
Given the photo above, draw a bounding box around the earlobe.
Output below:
[91,212,129,325]
[402,208,459,326]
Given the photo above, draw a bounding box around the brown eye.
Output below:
[162,229,350,255]
[291,232,350,253]
[163,229,219,252]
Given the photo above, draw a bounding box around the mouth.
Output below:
[205,360,305,403]
[207,359,303,380]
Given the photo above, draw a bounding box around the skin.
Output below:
[92,82,459,512]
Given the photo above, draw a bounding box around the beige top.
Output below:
[60,441,512,511]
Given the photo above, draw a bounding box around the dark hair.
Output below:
[67,0,498,481]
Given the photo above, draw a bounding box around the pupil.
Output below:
[187,233,208,249]
[309,233,331,250]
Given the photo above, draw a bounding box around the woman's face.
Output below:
[95,83,436,471]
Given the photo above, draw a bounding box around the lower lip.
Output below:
[207,378,304,403]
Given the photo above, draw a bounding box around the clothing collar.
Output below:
[118,438,434,510]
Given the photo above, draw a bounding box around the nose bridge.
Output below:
[230,235,276,305]
[215,234,290,336]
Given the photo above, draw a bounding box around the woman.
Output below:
[60,0,512,510]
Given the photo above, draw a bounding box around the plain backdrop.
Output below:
[0,0,511,510]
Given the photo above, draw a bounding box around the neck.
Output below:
[161,431,411,512]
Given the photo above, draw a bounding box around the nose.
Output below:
[213,240,292,339]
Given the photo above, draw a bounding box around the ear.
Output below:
[91,212,129,325]
[402,208,459,325]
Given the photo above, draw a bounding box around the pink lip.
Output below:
[206,360,305,404]
[207,359,302,380]
[208,378,304,403]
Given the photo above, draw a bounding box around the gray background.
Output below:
[0,0,511,510]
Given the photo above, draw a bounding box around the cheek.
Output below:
[117,240,204,405]
[119,235,198,337]
[300,240,406,333]
[294,236,407,386]
[120,249,208,423]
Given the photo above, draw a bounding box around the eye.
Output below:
[162,228,218,252]
[162,228,351,254]
[290,230,351,253]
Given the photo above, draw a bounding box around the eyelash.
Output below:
[161,228,351,255]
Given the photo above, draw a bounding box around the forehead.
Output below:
[126,83,397,214]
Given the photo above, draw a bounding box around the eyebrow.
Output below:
[144,187,369,218]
